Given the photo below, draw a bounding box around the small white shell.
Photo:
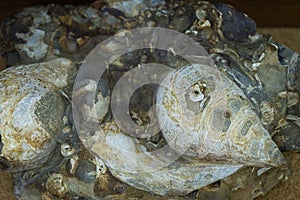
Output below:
[60,143,75,157]
[69,155,79,175]
[0,58,74,171]
[95,156,107,176]
[188,83,205,102]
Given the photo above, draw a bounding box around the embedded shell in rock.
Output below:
[0,0,299,199]
[80,63,285,196]
[0,58,74,171]
[157,65,285,167]
[46,173,68,198]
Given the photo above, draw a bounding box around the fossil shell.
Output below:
[156,65,286,167]
[1,0,299,199]
[0,58,74,171]
[83,66,285,196]
[60,143,76,157]
[86,121,243,196]
[46,173,68,198]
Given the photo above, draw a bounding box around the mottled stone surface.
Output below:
[0,0,299,199]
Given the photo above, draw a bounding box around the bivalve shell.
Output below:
[0,58,74,171]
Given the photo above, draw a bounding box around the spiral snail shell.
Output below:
[0,58,74,171]
[156,64,285,167]
[0,0,296,199]
[77,64,286,195]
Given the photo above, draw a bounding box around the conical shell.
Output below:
[156,65,285,167]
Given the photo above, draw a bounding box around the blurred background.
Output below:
[0,1,299,200]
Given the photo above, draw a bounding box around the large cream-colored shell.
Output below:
[0,58,74,171]
[77,64,285,196]
[83,121,243,196]
[156,65,285,167]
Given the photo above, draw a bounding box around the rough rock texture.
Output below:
[0,153,299,200]
[1,27,299,200]
[0,0,299,199]
[0,171,15,200]
[255,28,300,200]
